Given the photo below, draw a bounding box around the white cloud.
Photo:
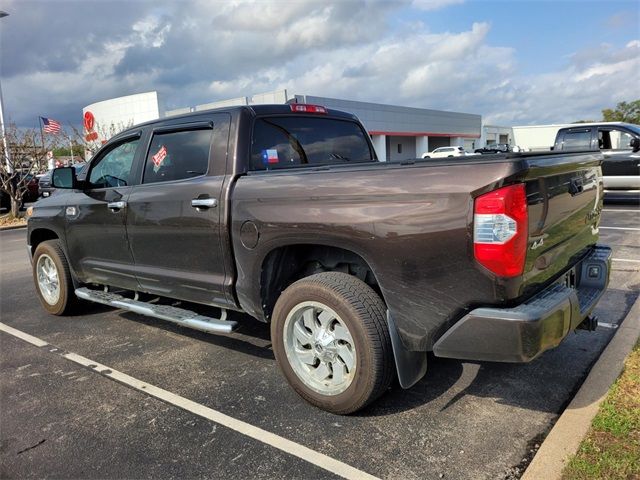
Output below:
[412,0,465,11]
[3,0,639,129]
[132,16,172,48]
[483,40,640,125]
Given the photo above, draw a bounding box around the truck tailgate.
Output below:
[520,152,603,297]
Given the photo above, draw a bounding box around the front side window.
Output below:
[143,129,211,184]
[250,116,375,171]
[562,129,592,150]
[599,129,634,150]
[88,138,139,189]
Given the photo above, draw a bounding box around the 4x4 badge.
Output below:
[531,238,544,250]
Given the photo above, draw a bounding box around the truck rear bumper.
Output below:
[433,245,612,363]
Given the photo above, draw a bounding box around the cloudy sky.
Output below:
[1,0,638,130]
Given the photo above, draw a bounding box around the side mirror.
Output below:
[51,167,78,189]
[631,137,640,152]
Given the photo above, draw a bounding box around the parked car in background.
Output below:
[21,173,40,203]
[39,163,88,198]
[552,123,640,199]
[0,172,39,211]
[38,170,54,198]
[475,143,512,154]
[422,146,470,158]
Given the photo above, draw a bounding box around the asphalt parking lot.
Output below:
[1,205,639,480]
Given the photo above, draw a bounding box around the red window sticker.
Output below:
[152,145,167,167]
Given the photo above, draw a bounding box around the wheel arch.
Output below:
[259,243,383,322]
[29,228,60,256]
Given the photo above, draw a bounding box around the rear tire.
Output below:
[271,272,394,414]
[33,240,78,315]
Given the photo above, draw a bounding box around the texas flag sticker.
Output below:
[262,149,279,165]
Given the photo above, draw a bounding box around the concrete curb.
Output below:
[0,224,27,231]
[522,295,640,480]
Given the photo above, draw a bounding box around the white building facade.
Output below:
[83,89,483,161]
[82,91,161,145]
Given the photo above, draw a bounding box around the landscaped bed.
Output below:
[563,341,640,480]
[0,214,27,229]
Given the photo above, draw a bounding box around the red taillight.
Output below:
[289,104,328,114]
[473,184,528,277]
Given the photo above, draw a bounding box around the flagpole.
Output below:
[38,117,46,171]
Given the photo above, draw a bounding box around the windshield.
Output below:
[250,116,376,171]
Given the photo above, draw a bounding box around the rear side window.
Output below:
[250,116,375,171]
[562,129,592,150]
[143,129,211,184]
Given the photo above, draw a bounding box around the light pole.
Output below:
[0,11,11,173]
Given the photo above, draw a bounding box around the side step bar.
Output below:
[75,287,237,334]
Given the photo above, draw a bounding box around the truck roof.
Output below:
[113,103,359,139]
[514,121,638,130]
[555,122,639,130]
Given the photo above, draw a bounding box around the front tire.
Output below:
[32,240,78,315]
[271,272,394,414]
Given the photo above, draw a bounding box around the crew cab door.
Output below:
[597,126,640,179]
[65,133,143,290]
[125,116,233,306]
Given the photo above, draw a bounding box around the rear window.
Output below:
[562,129,592,150]
[250,116,375,171]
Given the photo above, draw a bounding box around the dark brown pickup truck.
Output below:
[28,104,611,413]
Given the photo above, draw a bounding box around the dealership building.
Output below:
[82,90,482,160]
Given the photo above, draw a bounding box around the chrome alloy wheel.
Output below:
[283,301,357,396]
[36,253,60,305]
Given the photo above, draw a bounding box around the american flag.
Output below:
[41,117,62,134]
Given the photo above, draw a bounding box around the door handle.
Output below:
[191,198,217,209]
[107,201,127,211]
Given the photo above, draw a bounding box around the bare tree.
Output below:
[0,123,59,217]
[71,120,134,159]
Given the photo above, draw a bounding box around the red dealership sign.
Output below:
[84,111,95,132]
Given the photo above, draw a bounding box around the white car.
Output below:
[422,146,472,158]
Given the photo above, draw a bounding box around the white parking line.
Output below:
[597,322,618,329]
[613,258,640,263]
[602,209,639,213]
[0,322,378,480]
[0,323,49,347]
[600,226,640,231]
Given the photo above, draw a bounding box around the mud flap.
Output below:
[387,311,428,389]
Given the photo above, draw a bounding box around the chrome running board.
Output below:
[75,287,237,334]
